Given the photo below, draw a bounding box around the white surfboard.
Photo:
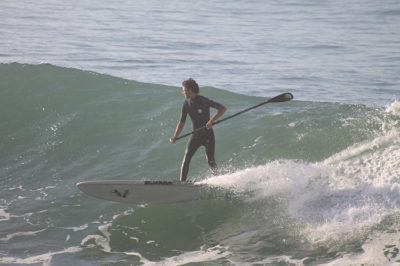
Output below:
[76,180,227,204]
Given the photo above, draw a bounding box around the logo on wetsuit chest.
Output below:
[197,109,203,114]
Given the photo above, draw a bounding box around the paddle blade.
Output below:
[268,92,294,103]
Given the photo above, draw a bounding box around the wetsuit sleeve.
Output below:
[179,102,188,123]
[205,97,223,110]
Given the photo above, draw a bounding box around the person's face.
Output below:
[182,86,195,99]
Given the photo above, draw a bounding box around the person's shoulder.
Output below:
[200,95,223,108]
[197,95,210,102]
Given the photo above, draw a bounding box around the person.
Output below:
[170,78,226,182]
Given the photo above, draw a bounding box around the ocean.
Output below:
[1,0,400,265]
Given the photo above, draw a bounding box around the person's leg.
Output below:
[180,136,201,182]
[204,131,218,175]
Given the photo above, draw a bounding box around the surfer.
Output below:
[170,78,226,182]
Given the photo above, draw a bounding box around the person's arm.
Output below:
[206,105,226,130]
[171,102,187,143]
[170,121,185,144]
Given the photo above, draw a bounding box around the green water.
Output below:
[1,63,400,265]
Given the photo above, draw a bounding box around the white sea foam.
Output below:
[202,124,400,249]
[61,224,88,232]
[386,100,400,117]
[81,223,112,252]
[321,230,400,265]
[0,208,10,222]
[137,245,230,266]
[247,255,309,265]
[0,246,82,266]
[0,228,47,242]
[81,233,111,252]
[80,209,136,253]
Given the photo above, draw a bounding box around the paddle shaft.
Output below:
[175,92,293,141]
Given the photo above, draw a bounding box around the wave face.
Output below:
[1,63,400,265]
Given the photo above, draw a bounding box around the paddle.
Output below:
[175,92,294,141]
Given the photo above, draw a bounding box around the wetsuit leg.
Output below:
[204,131,218,175]
[180,135,202,182]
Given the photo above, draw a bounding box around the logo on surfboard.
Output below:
[113,189,129,198]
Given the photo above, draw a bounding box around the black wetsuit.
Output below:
[179,95,223,181]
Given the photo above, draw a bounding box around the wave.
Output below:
[2,62,398,183]
[200,101,400,262]
[1,63,400,264]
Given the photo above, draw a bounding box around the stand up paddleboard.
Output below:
[77,93,294,204]
[76,180,227,204]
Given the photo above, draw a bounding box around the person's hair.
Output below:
[182,78,199,94]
